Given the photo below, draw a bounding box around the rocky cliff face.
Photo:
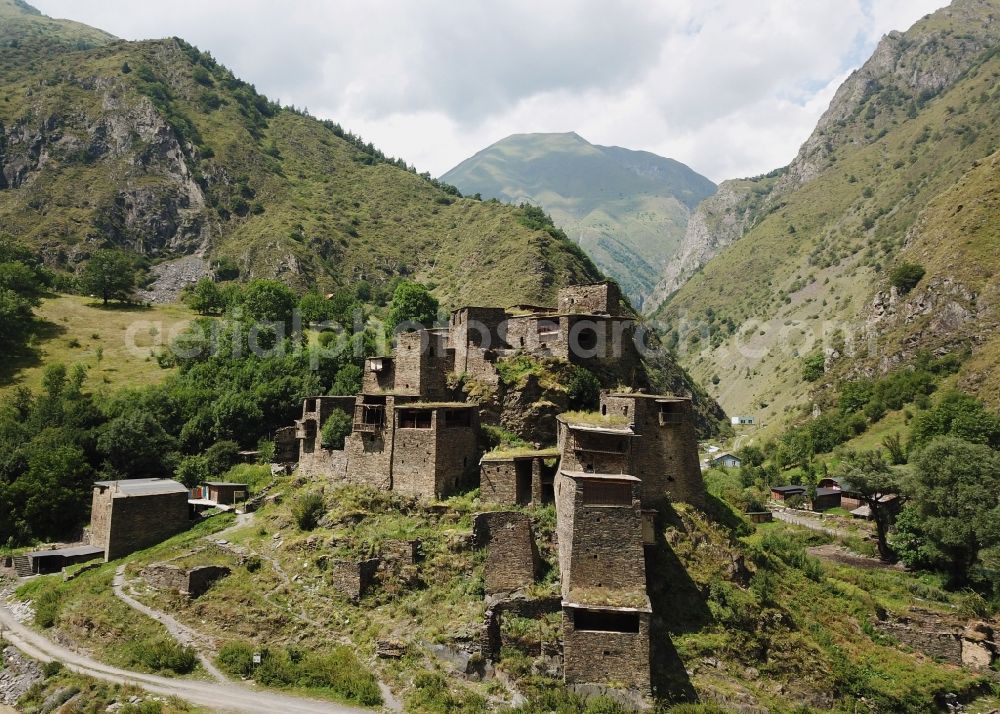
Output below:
[0,75,211,261]
[780,0,1000,193]
[646,179,769,306]
[649,0,1000,428]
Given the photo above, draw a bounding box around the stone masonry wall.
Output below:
[434,421,478,497]
[562,609,650,692]
[568,500,647,596]
[274,426,299,463]
[142,563,230,597]
[480,460,518,505]
[503,316,569,359]
[391,421,439,498]
[104,492,190,561]
[363,359,395,393]
[89,486,113,552]
[555,470,577,596]
[297,447,349,480]
[558,282,623,316]
[328,558,380,601]
[474,512,539,595]
[874,620,963,665]
[601,395,704,507]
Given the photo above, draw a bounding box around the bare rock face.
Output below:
[783,2,1000,193]
[647,180,761,307]
[0,645,44,705]
[499,374,567,446]
[136,255,211,304]
[961,622,996,669]
[0,77,212,261]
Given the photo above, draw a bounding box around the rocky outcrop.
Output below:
[136,255,211,304]
[781,0,1000,193]
[0,645,44,705]
[1,78,211,262]
[646,180,763,309]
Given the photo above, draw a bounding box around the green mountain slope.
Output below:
[0,0,725,429]
[0,0,603,309]
[441,132,716,310]
[651,0,1000,433]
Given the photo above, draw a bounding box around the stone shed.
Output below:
[479,449,559,507]
[89,479,191,561]
[203,482,248,506]
[327,558,381,602]
[142,563,231,597]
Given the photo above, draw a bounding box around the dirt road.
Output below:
[111,565,228,682]
[0,600,374,714]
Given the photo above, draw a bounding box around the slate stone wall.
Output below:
[562,608,650,692]
[473,511,539,595]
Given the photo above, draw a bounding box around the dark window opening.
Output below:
[581,481,632,506]
[573,609,640,633]
[399,410,433,429]
[303,420,317,454]
[577,327,598,351]
[659,402,685,425]
[601,404,607,415]
[537,320,559,335]
[515,460,532,506]
[443,409,472,428]
[573,433,627,455]
[355,404,385,432]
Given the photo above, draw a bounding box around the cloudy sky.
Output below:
[35,0,945,182]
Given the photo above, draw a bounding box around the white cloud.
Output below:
[33,0,947,182]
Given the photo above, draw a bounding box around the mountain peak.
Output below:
[443,133,715,308]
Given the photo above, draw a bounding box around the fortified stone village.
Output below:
[4,282,997,701]
[288,281,707,694]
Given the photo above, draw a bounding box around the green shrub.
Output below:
[565,367,601,411]
[293,492,325,531]
[33,587,63,628]
[128,637,197,674]
[320,409,352,450]
[42,660,63,677]
[217,640,255,678]
[405,670,486,713]
[889,262,925,294]
[217,643,381,705]
[204,440,239,474]
[255,439,276,464]
[802,353,825,382]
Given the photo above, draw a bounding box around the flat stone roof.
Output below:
[564,589,652,612]
[558,419,634,435]
[561,470,640,482]
[606,392,690,402]
[94,478,188,497]
[396,401,475,409]
[480,447,561,462]
[27,544,104,560]
[203,481,247,487]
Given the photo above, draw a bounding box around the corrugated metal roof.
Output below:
[94,478,188,497]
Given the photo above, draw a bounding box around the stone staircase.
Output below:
[12,554,33,577]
